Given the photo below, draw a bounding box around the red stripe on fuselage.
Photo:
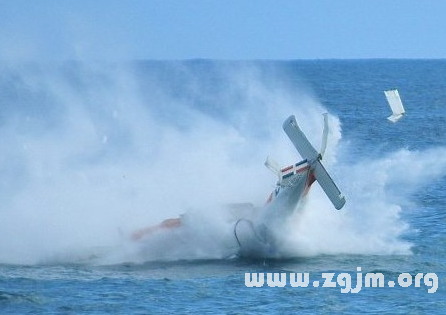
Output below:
[295,165,310,174]
[281,165,293,172]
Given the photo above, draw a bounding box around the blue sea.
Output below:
[0,60,445,314]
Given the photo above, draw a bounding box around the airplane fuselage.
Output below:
[132,114,345,260]
[234,159,316,257]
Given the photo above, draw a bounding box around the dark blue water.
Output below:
[1,60,445,314]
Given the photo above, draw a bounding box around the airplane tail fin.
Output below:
[282,115,346,210]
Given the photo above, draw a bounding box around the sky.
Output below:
[1,0,446,60]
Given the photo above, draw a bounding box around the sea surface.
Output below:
[0,60,445,314]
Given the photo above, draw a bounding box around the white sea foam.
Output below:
[0,62,444,264]
[279,148,446,257]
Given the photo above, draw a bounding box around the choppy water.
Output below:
[1,60,445,313]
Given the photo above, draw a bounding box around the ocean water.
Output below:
[0,60,445,314]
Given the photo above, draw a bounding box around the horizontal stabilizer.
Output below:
[313,160,346,210]
[265,156,281,177]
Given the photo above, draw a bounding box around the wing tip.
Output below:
[334,196,346,210]
[282,115,297,130]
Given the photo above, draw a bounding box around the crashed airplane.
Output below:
[132,115,346,258]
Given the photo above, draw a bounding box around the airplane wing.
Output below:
[282,115,319,161]
[282,115,345,210]
[385,89,405,122]
[313,159,346,210]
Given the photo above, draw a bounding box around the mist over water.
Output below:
[1,61,445,264]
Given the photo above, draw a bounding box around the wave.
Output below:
[0,61,444,264]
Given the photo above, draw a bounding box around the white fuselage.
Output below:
[234,159,315,257]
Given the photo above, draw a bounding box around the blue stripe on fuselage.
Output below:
[295,159,308,167]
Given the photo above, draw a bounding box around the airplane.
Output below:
[131,114,346,258]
